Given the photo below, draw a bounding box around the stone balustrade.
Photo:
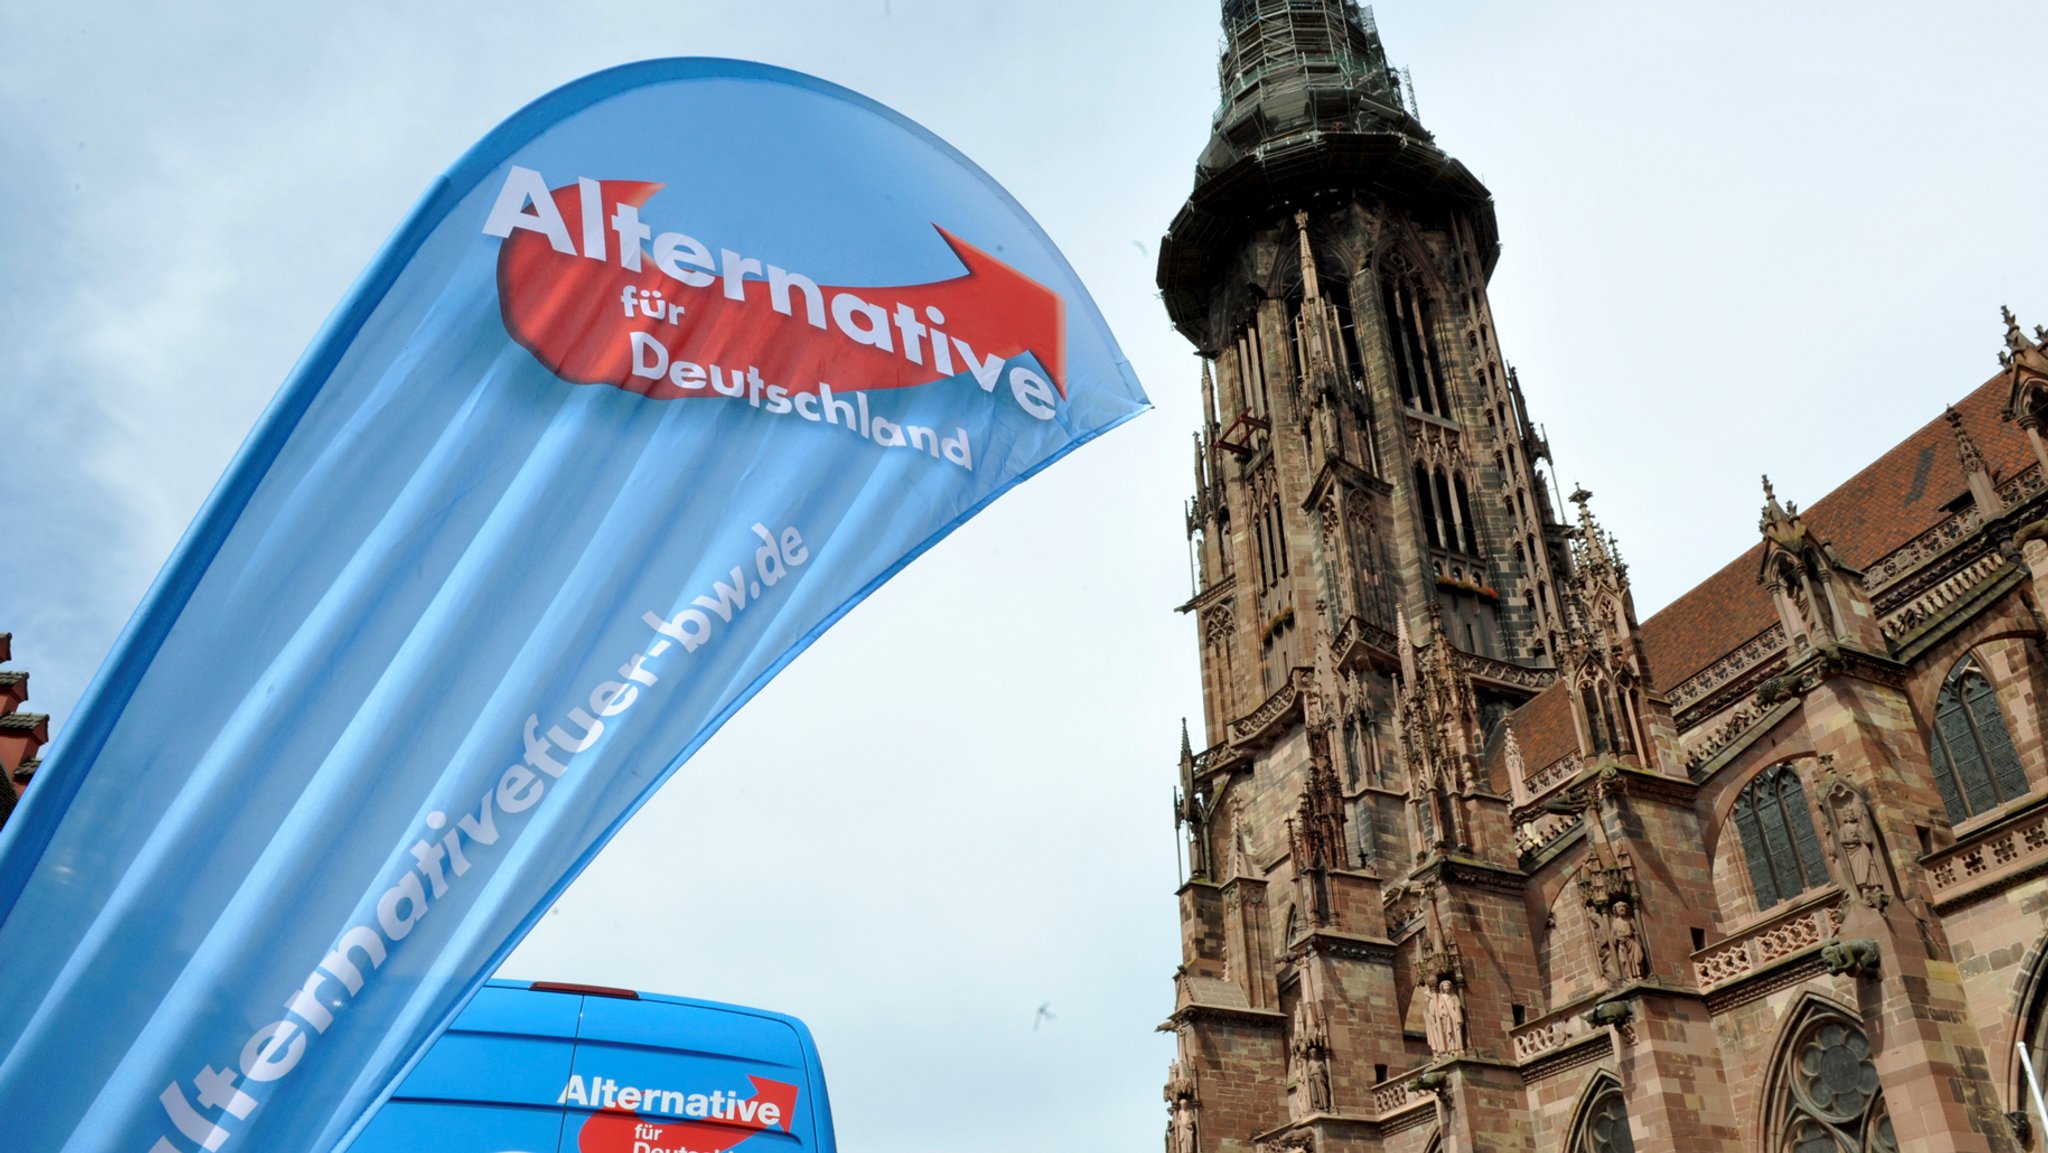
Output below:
[1522,752,1582,801]
[1878,552,2006,641]
[1511,1006,1593,1062]
[1925,798,2048,909]
[1370,1068,1437,1117]
[1690,892,1842,990]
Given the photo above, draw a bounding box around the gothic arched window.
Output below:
[1381,272,1449,417]
[1238,324,1270,418]
[1452,473,1480,555]
[1331,285,1364,384]
[1434,471,1458,552]
[1415,466,1444,550]
[1580,676,1627,756]
[1928,655,2029,825]
[1765,1003,1896,1153]
[1732,764,1829,910]
[1570,1079,1634,1153]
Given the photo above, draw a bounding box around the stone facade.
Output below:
[1155,4,2048,1152]
[0,632,49,830]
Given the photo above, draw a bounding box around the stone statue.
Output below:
[1823,777,1888,908]
[1289,996,1333,1115]
[1607,898,1646,981]
[1837,801,1878,887]
[1166,1031,1199,1153]
[1305,1041,1332,1113]
[1168,1096,1197,1153]
[1425,979,1465,1055]
[1287,999,1332,1117]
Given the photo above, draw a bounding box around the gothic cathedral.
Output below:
[1157,4,2048,1152]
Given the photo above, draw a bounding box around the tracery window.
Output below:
[1413,465,1480,557]
[1434,472,1458,550]
[1766,1007,1896,1153]
[1580,674,1627,756]
[1349,514,1395,630]
[1252,467,1288,591]
[1452,474,1480,555]
[1381,273,1450,417]
[1928,655,2029,824]
[1732,764,1830,910]
[1432,789,1456,845]
[1415,465,1442,550]
[1332,287,1364,385]
[1236,325,1270,419]
[1572,1082,1634,1153]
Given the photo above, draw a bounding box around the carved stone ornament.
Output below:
[1821,937,1882,979]
[1503,722,1527,802]
[1584,998,1633,1027]
[1289,751,1348,879]
[1256,1135,1316,1153]
[1228,793,1256,881]
[2003,1108,2031,1151]
[2000,305,2048,402]
[1204,603,1234,645]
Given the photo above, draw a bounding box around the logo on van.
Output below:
[561,1073,799,1153]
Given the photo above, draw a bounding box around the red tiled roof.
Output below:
[1640,369,2030,689]
[1510,680,1578,773]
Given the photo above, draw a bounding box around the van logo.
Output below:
[563,1073,799,1153]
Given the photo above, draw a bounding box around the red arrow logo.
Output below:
[496,180,1065,403]
[575,1076,799,1153]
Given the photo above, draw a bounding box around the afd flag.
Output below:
[0,60,1146,1153]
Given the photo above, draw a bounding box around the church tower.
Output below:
[1159,5,1716,1152]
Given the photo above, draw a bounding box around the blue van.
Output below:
[349,980,836,1153]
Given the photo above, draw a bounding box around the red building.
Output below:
[1157,3,2048,1151]
[0,633,49,829]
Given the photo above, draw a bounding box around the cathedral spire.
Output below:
[1159,8,1575,1142]
[1159,0,1496,344]
[1568,485,1623,581]
[1214,0,1419,146]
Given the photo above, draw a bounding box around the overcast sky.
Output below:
[4,4,2046,1152]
